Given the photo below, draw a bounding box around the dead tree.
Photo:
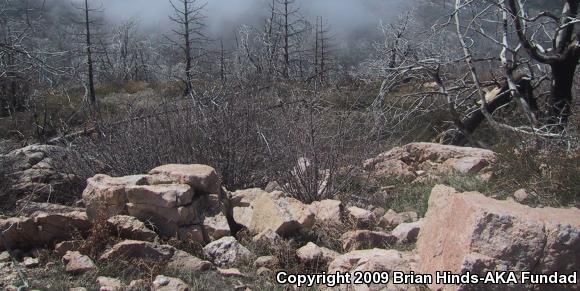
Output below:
[312,16,334,84]
[265,0,281,78]
[442,74,537,145]
[275,0,308,80]
[219,39,226,83]
[169,0,206,96]
[447,0,580,140]
[0,0,63,115]
[72,0,98,106]
[362,1,579,146]
[507,0,580,131]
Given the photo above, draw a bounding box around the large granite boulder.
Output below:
[417,185,580,291]
[232,190,314,236]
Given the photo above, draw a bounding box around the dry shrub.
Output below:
[98,257,165,284]
[69,86,385,203]
[79,210,116,257]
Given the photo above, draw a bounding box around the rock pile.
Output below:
[82,164,222,241]
[1,143,579,291]
[363,142,496,181]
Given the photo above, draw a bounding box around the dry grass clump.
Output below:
[491,141,580,208]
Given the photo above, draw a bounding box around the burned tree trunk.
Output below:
[169,0,206,96]
[549,61,577,128]
[83,0,96,106]
[443,76,536,146]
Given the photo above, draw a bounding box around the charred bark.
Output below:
[443,77,536,146]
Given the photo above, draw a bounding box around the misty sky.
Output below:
[98,0,413,40]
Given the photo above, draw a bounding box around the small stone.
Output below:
[0,251,10,262]
[152,275,190,291]
[513,188,531,203]
[107,215,158,242]
[347,206,376,226]
[380,209,417,229]
[238,191,315,236]
[254,256,277,269]
[392,220,423,244]
[100,240,174,262]
[202,236,254,266]
[55,240,83,257]
[23,257,39,268]
[97,276,123,291]
[63,251,96,274]
[204,213,231,241]
[167,250,213,273]
[296,242,339,265]
[309,199,344,225]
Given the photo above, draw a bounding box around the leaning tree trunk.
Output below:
[442,89,513,146]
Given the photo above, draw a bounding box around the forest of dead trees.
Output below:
[1,0,579,150]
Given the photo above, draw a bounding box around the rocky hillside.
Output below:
[0,143,578,290]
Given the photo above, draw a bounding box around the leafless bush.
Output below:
[65,84,383,202]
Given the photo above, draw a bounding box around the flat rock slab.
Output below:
[126,184,194,208]
[149,164,220,194]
